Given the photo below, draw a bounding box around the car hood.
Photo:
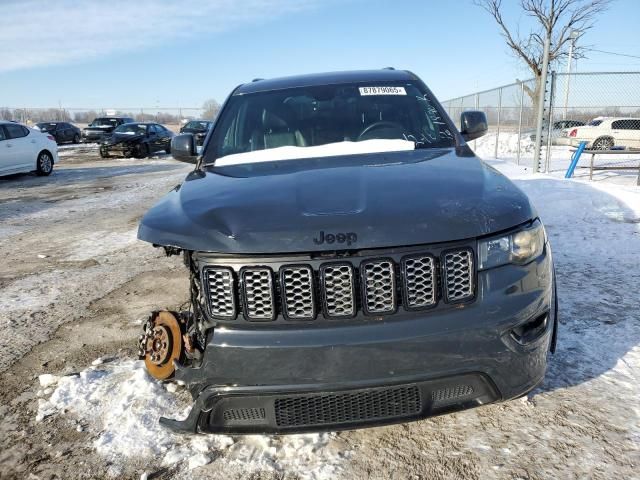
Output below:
[138,148,535,253]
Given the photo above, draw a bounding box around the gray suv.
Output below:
[138,69,557,434]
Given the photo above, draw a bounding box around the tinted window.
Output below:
[5,124,29,139]
[588,120,603,127]
[37,122,57,132]
[612,119,640,130]
[184,121,210,130]
[91,118,120,127]
[209,81,455,161]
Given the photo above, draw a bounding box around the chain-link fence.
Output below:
[0,107,206,132]
[441,71,640,180]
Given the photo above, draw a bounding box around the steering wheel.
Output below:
[357,121,404,141]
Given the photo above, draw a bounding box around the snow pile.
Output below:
[472,131,534,159]
[36,360,346,478]
[215,139,415,166]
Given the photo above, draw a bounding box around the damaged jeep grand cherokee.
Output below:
[137,69,557,434]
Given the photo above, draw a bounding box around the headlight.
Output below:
[478,220,545,270]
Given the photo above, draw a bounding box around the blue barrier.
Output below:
[565,141,587,178]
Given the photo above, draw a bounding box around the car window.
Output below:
[5,124,29,139]
[114,123,148,135]
[588,120,603,127]
[612,119,640,130]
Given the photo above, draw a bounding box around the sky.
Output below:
[0,0,639,110]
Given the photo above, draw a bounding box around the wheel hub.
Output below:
[139,311,184,380]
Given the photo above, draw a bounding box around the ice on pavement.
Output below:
[36,360,346,478]
[214,139,415,166]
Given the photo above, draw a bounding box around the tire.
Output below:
[136,143,149,159]
[99,147,110,158]
[165,144,171,154]
[36,151,53,176]
[73,133,80,144]
[592,137,614,150]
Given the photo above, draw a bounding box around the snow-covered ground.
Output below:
[1,143,639,479]
[473,131,640,187]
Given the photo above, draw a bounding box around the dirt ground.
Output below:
[0,146,638,480]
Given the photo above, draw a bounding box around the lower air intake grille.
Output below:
[274,385,421,427]
[431,385,475,403]
[223,408,266,422]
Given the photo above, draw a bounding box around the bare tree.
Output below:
[475,0,612,107]
[202,99,221,120]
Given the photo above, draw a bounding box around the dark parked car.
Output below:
[35,122,81,144]
[137,69,557,435]
[180,120,212,146]
[82,116,135,143]
[99,122,174,158]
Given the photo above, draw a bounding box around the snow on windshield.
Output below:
[214,139,415,166]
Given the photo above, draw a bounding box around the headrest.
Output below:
[262,110,288,130]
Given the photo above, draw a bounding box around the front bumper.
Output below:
[100,143,136,157]
[168,247,555,434]
[82,131,109,143]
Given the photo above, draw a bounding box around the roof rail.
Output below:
[382,67,395,70]
[251,78,264,82]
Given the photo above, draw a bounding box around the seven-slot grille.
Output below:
[202,248,474,321]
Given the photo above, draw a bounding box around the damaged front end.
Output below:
[138,250,206,383]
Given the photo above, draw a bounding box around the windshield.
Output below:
[91,118,119,127]
[184,121,210,130]
[207,81,455,163]
[36,123,57,131]
[114,123,147,135]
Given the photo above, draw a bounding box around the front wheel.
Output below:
[136,143,149,159]
[36,151,53,176]
[165,144,171,154]
[73,133,80,144]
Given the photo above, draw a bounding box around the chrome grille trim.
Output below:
[320,263,356,318]
[280,265,316,320]
[443,249,474,303]
[361,259,396,314]
[202,266,236,319]
[241,267,276,321]
[402,255,436,310]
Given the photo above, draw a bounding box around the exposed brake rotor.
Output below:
[139,311,184,380]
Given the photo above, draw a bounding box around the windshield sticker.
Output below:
[359,86,406,96]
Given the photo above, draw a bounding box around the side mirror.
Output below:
[171,133,197,163]
[460,111,488,142]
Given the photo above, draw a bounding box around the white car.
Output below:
[568,117,640,150]
[0,120,59,177]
